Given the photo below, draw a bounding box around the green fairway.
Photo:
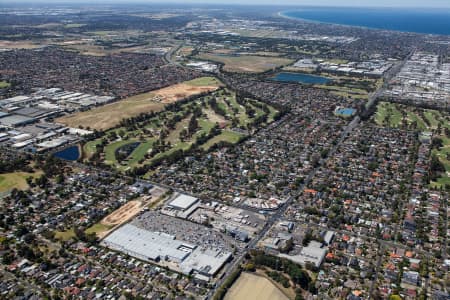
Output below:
[267,105,279,123]
[424,110,440,128]
[201,130,244,150]
[165,116,191,144]
[185,77,222,86]
[406,111,427,131]
[198,119,216,133]
[375,102,402,127]
[126,139,156,167]
[64,23,86,28]
[83,140,102,158]
[0,81,10,89]
[104,139,139,165]
[431,136,450,188]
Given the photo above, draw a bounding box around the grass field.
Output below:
[0,81,10,89]
[55,228,75,241]
[64,23,86,28]
[57,95,164,131]
[185,76,222,86]
[104,140,137,165]
[0,171,42,192]
[224,272,289,300]
[85,223,113,238]
[275,72,379,100]
[197,52,293,73]
[83,140,102,158]
[56,77,221,131]
[201,130,244,150]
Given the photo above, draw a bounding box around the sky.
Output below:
[6,0,450,8]
[151,0,450,7]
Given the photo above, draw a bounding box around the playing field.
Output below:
[197,53,293,73]
[56,77,221,131]
[0,81,10,89]
[54,228,75,241]
[224,272,289,300]
[0,171,42,192]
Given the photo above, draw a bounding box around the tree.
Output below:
[188,115,198,136]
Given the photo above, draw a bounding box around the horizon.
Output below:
[2,0,450,9]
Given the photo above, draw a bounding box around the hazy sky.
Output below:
[6,0,450,8]
[153,0,450,7]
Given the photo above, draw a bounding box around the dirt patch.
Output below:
[156,83,218,103]
[56,80,219,131]
[102,200,144,227]
[225,272,289,300]
[0,41,41,49]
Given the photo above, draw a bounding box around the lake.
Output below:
[54,145,80,161]
[272,72,331,84]
[282,7,450,35]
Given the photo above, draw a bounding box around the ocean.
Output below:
[281,7,450,35]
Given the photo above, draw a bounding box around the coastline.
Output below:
[277,10,394,33]
[276,9,450,36]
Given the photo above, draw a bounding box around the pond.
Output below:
[335,107,357,117]
[115,142,140,162]
[271,72,331,84]
[54,145,80,161]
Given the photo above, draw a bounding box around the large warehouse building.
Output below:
[163,193,201,219]
[167,194,199,211]
[102,224,194,263]
[102,224,232,279]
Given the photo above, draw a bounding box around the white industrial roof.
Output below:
[103,224,232,279]
[169,194,199,210]
[279,241,327,267]
[180,247,232,276]
[103,224,194,262]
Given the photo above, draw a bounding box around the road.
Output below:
[362,50,412,117]
[164,42,184,67]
